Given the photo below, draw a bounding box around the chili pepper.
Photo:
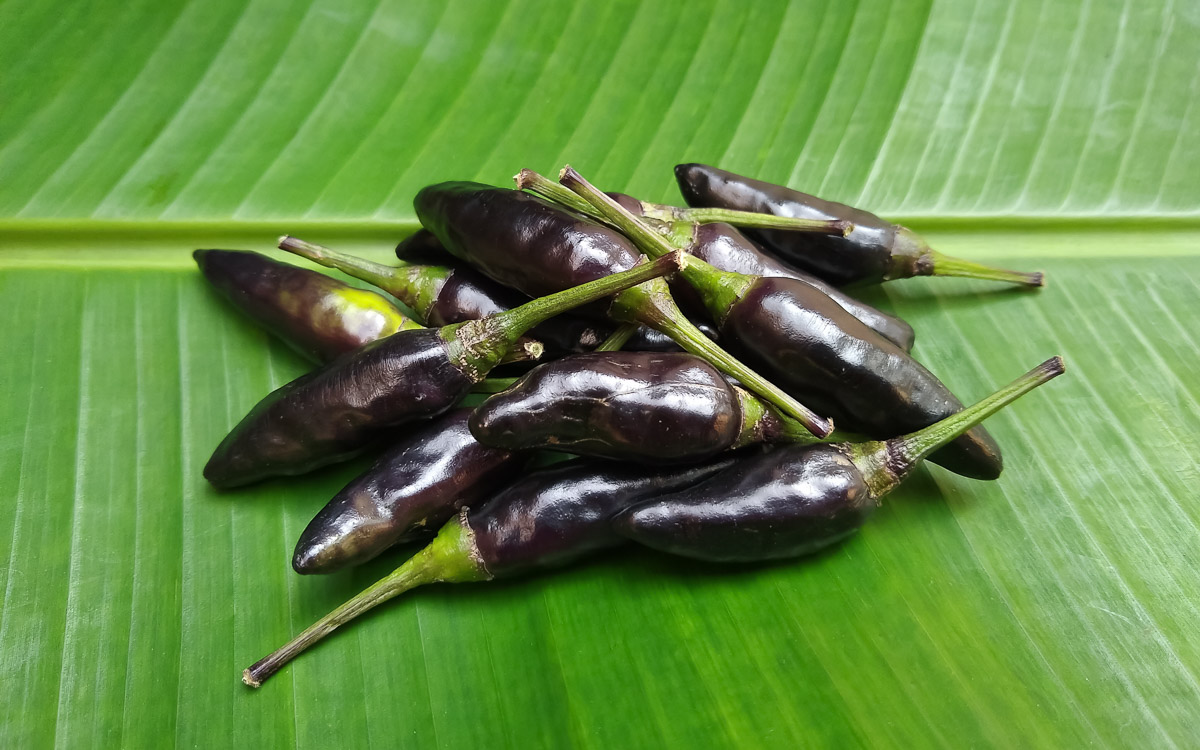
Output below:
[193,249,423,363]
[202,251,680,489]
[413,182,833,437]
[597,199,915,352]
[243,454,739,687]
[614,357,1064,562]
[279,236,607,356]
[469,351,820,463]
[393,228,447,265]
[673,163,1044,288]
[387,226,724,355]
[556,167,1003,480]
[292,409,526,574]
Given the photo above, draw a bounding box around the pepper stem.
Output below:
[857,357,1065,495]
[516,170,850,237]
[927,250,1046,287]
[242,514,488,689]
[279,236,446,318]
[890,227,1044,287]
[446,252,683,381]
[492,251,681,336]
[595,323,638,352]
[557,167,833,438]
[617,283,833,437]
[516,169,597,217]
[644,205,852,236]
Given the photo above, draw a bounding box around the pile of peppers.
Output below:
[195,164,1064,688]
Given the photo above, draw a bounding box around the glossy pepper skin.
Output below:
[615,357,1065,561]
[558,168,998,479]
[415,183,640,317]
[281,236,606,356]
[204,329,473,489]
[292,410,525,574]
[242,452,741,687]
[606,193,915,352]
[466,455,739,574]
[687,223,914,352]
[674,164,916,286]
[194,249,420,363]
[675,164,1042,288]
[393,230,711,351]
[203,253,681,489]
[469,351,806,463]
[720,276,1001,479]
[415,181,835,439]
[616,445,871,561]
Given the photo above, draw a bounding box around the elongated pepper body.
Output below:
[674,164,1042,288]
[415,183,641,314]
[469,351,807,463]
[415,181,834,437]
[292,410,525,574]
[687,223,915,351]
[720,276,1001,479]
[556,168,996,477]
[466,456,738,574]
[244,454,739,687]
[616,357,1064,561]
[194,249,420,363]
[605,193,915,352]
[615,445,871,561]
[281,236,606,356]
[393,228,713,354]
[203,254,681,488]
[205,329,473,489]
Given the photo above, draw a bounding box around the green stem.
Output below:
[878,355,1065,480]
[494,251,680,335]
[243,515,487,689]
[928,250,1045,286]
[616,282,832,438]
[557,166,833,437]
[595,323,638,352]
[517,170,850,237]
[642,205,851,236]
[279,235,447,318]
[447,252,683,380]
[559,167,682,261]
[500,340,543,364]
[516,169,598,217]
[890,227,1044,287]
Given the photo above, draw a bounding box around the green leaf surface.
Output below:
[1,0,1197,747]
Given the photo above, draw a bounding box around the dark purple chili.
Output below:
[243,454,739,687]
[469,351,820,463]
[279,236,606,355]
[673,163,1044,288]
[614,357,1064,561]
[596,199,915,352]
[292,409,527,574]
[193,249,423,363]
[555,167,1003,480]
[412,181,833,437]
[202,252,681,489]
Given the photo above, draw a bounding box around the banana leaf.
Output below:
[1,0,1197,746]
